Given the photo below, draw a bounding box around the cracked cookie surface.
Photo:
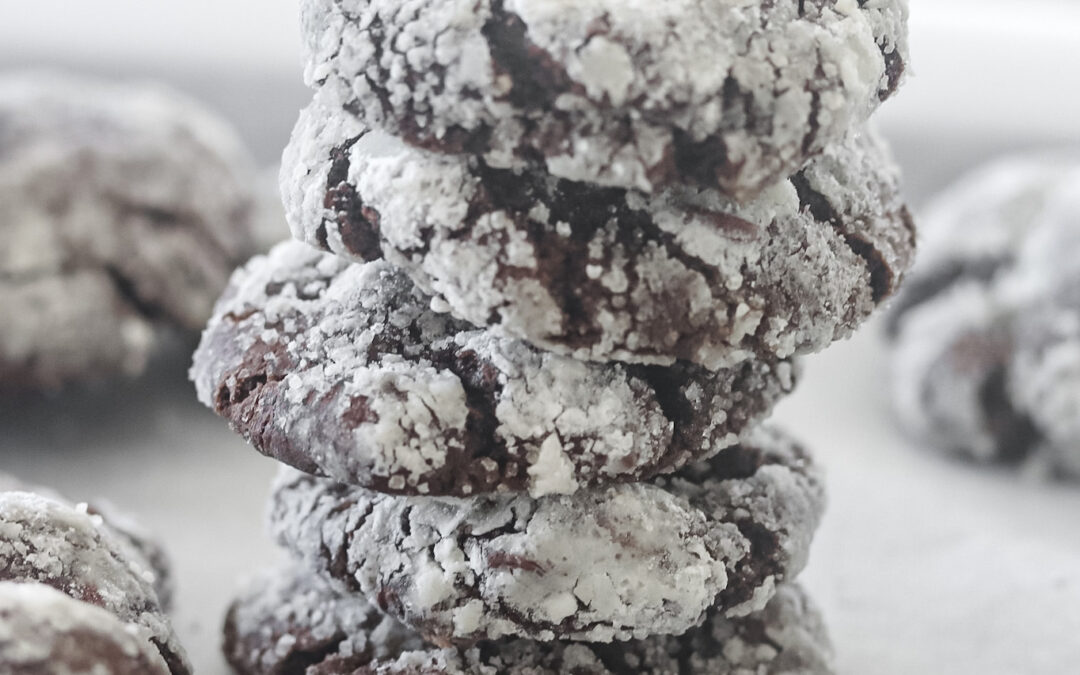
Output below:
[192,241,797,497]
[888,154,1080,477]
[0,489,190,673]
[283,101,914,369]
[0,71,260,392]
[224,566,833,675]
[301,0,907,198]
[268,426,824,643]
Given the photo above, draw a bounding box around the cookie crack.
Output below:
[790,171,891,303]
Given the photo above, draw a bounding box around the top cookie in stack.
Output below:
[302,0,907,197]
[192,0,912,666]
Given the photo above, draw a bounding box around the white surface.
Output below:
[777,323,1080,675]
[3,1,1080,673]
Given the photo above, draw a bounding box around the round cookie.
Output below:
[192,241,797,498]
[0,70,260,392]
[888,154,1080,470]
[0,582,173,675]
[224,567,833,675]
[282,100,914,369]
[0,491,190,674]
[269,426,824,644]
[301,0,908,197]
[0,472,174,609]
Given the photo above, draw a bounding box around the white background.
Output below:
[2,2,1080,673]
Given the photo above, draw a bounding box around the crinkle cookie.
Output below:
[269,426,824,643]
[192,241,797,498]
[0,70,260,392]
[0,472,175,609]
[888,154,1080,475]
[224,567,833,675]
[0,582,173,675]
[0,490,190,673]
[301,0,907,198]
[282,100,914,369]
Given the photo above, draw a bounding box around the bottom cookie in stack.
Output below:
[224,567,832,675]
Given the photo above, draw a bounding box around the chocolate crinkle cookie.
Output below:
[0,479,189,673]
[888,154,1080,477]
[268,426,824,644]
[0,70,262,393]
[224,566,833,675]
[302,0,907,198]
[192,240,798,497]
[282,99,914,369]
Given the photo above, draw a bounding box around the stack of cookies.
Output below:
[192,1,914,672]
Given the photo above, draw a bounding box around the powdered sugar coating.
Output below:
[0,582,172,675]
[1009,277,1080,478]
[890,281,1029,464]
[887,154,1080,336]
[283,100,914,369]
[0,491,190,673]
[192,241,797,497]
[0,473,174,610]
[301,0,907,198]
[0,70,260,392]
[269,426,824,643]
[225,567,833,675]
[223,567,426,675]
[888,154,1080,476]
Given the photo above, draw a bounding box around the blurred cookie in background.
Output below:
[0,70,267,394]
[887,153,1080,478]
[0,471,189,673]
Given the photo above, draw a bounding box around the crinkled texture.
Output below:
[282,99,914,369]
[0,582,172,675]
[268,426,825,643]
[192,241,797,497]
[301,0,907,198]
[224,567,833,675]
[0,492,190,674]
[0,472,174,610]
[0,70,260,392]
[888,154,1080,477]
